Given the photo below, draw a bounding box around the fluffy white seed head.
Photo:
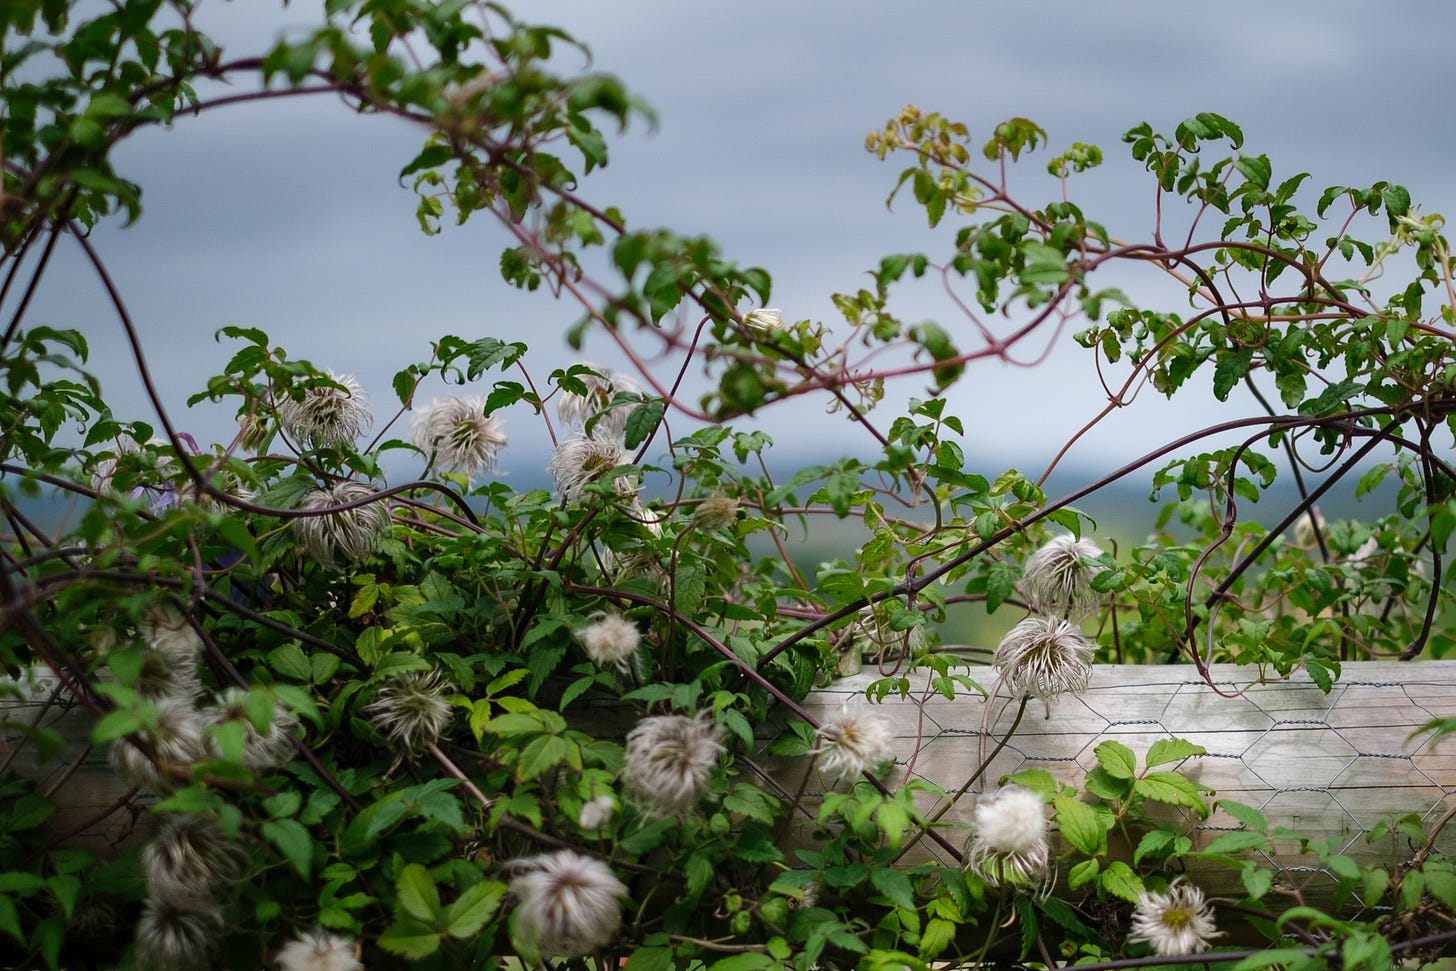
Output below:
[277,371,372,449]
[578,794,616,831]
[110,696,207,791]
[621,711,724,819]
[966,785,1050,888]
[814,706,895,786]
[691,495,740,531]
[292,481,391,569]
[993,616,1094,702]
[509,850,628,958]
[364,669,455,752]
[131,607,204,702]
[548,438,636,504]
[274,928,364,971]
[141,815,244,909]
[1129,878,1221,956]
[742,308,784,332]
[1021,534,1104,618]
[577,613,641,672]
[410,395,507,479]
[203,687,298,771]
[133,898,223,971]
[557,366,641,441]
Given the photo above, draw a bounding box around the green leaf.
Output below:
[1218,800,1268,832]
[920,917,956,959]
[1134,772,1209,817]
[262,818,313,877]
[1232,948,1318,971]
[1242,863,1274,901]
[444,880,506,938]
[1067,858,1098,889]
[1146,737,1207,768]
[1202,830,1269,855]
[1093,740,1136,780]
[623,946,676,971]
[1133,829,1176,865]
[1053,795,1104,855]
[1099,861,1143,903]
[622,399,665,450]
[870,868,915,911]
[378,916,441,959]
[707,954,777,971]
[396,863,441,923]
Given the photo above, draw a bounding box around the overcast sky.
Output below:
[26,1,1456,490]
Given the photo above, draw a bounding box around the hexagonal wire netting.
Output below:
[768,661,1456,910]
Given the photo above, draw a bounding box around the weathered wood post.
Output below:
[763,661,1456,904]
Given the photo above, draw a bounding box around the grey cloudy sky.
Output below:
[28,1,1456,486]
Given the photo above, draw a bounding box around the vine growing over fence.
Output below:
[1,2,1454,970]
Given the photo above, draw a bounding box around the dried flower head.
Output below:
[204,687,298,771]
[1128,878,1220,956]
[277,371,372,449]
[141,816,244,909]
[577,613,641,673]
[133,897,223,971]
[509,849,628,958]
[176,465,257,514]
[548,438,636,504]
[410,395,507,479]
[621,711,724,819]
[965,785,1049,888]
[691,495,740,531]
[110,696,207,791]
[1021,534,1104,618]
[993,616,1093,702]
[274,928,364,971]
[578,794,616,831]
[364,669,455,752]
[742,307,784,332]
[557,366,641,441]
[851,602,927,661]
[292,481,390,568]
[132,608,204,702]
[814,705,895,786]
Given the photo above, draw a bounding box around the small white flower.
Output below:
[133,897,223,971]
[548,438,636,504]
[1021,534,1104,618]
[277,371,372,449]
[110,696,208,791]
[141,816,244,910]
[965,785,1049,888]
[814,706,895,785]
[621,711,724,819]
[1129,878,1221,956]
[577,613,640,673]
[274,928,363,971]
[742,308,784,332]
[410,395,507,479]
[993,616,1093,702]
[557,366,641,441]
[292,481,391,569]
[509,849,628,958]
[203,687,298,771]
[578,794,616,831]
[364,669,455,752]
